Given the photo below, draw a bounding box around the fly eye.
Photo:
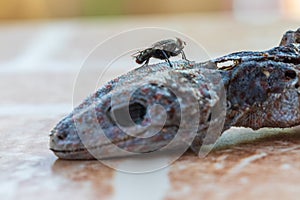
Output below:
[108,102,147,127]
[285,70,297,80]
[135,59,143,64]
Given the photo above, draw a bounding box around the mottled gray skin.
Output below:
[50,28,300,160]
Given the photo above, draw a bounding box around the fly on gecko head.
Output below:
[133,37,189,68]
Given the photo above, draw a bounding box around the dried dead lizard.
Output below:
[50,28,300,160]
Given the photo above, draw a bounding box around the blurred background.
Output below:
[0,0,299,20]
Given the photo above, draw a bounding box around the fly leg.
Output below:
[182,50,192,65]
[172,49,191,64]
[179,50,191,64]
[161,50,173,68]
[181,50,187,60]
[142,58,150,67]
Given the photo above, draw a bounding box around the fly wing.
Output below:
[131,51,141,58]
[152,39,177,52]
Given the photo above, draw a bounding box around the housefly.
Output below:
[133,38,188,68]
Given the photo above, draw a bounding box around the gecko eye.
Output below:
[108,102,147,127]
[285,70,297,80]
[128,102,147,125]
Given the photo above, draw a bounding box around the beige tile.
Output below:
[0,115,114,200]
[0,72,75,104]
[0,24,38,62]
[0,70,125,105]
[166,128,300,200]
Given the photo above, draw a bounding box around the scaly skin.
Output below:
[50,28,300,160]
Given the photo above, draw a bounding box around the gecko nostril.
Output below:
[285,70,297,80]
[56,131,67,140]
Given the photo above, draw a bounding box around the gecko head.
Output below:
[50,65,203,160]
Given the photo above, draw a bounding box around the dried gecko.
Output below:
[50,28,300,160]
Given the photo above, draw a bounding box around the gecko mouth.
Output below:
[50,123,180,159]
[50,148,90,153]
[50,140,131,160]
[50,133,137,153]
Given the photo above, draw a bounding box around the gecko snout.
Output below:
[49,128,69,150]
[50,118,80,148]
[54,129,68,140]
[51,120,72,141]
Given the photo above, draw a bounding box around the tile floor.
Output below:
[1,14,300,200]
